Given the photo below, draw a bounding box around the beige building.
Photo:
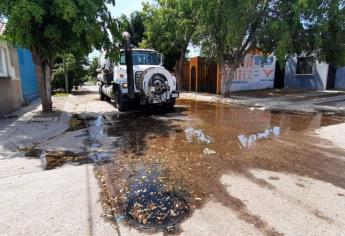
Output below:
[0,40,25,115]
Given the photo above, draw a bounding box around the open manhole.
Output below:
[125,186,189,231]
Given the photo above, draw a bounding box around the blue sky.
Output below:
[108,0,148,18]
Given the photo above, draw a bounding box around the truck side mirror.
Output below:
[159,53,164,66]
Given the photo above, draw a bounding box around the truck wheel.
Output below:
[99,86,106,101]
[165,99,176,109]
[115,89,128,112]
[105,95,111,102]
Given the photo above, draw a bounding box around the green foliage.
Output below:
[193,0,345,67]
[51,54,88,91]
[88,57,99,79]
[117,11,145,47]
[0,0,117,62]
[142,0,197,68]
[193,0,269,63]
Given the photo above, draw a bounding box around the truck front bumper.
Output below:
[171,91,179,99]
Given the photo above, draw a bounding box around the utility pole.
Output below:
[63,55,69,93]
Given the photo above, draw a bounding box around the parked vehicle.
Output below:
[97,41,179,111]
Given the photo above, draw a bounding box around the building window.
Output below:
[296,57,314,75]
[0,47,8,77]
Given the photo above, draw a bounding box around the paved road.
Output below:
[1,86,345,236]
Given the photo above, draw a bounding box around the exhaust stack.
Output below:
[122,32,135,99]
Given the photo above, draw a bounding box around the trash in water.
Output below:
[238,126,280,148]
[203,148,216,155]
[126,189,189,231]
[67,114,87,131]
[185,128,213,144]
[108,167,190,232]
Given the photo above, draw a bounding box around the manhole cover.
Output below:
[125,190,189,230]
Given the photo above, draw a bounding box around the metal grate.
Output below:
[135,71,143,90]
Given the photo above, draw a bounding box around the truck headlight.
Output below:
[122,83,128,88]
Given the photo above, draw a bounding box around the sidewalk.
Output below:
[180,90,345,114]
[0,94,117,236]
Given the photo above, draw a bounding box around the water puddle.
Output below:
[91,100,345,233]
[21,99,345,233]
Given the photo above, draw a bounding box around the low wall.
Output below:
[0,79,24,115]
[229,54,276,92]
[0,41,24,115]
[335,67,345,90]
[284,57,329,90]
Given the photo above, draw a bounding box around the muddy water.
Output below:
[89,100,345,233]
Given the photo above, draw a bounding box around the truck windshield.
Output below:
[120,51,160,65]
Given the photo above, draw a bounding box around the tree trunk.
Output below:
[221,62,237,97]
[31,49,53,112]
[63,56,69,93]
[175,47,185,91]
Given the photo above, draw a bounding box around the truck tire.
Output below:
[164,99,176,109]
[115,88,128,112]
[99,85,106,101]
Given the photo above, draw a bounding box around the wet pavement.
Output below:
[7,88,345,235]
[4,87,345,236]
[74,99,345,234]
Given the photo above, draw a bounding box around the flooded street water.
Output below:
[84,99,345,233]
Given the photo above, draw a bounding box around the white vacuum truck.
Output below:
[97,32,179,111]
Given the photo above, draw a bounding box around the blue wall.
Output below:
[17,49,39,104]
[284,57,329,90]
[335,67,345,90]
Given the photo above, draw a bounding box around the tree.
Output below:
[51,54,88,91]
[130,11,146,47]
[193,0,345,96]
[117,11,145,47]
[0,0,117,112]
[88,57,99,79]
[142,0,197,89]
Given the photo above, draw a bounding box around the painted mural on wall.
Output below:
[226,53,276,91]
